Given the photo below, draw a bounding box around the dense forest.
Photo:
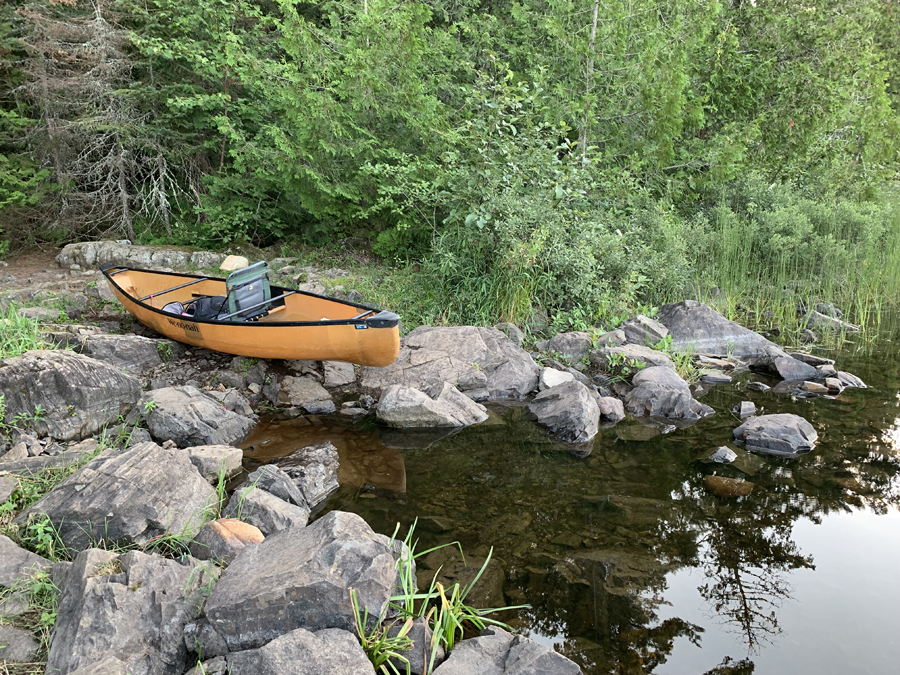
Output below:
[2,0,899,329]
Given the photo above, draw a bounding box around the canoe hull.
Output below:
[103,267,400,367]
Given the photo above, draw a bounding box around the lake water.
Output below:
[241,328,900,674]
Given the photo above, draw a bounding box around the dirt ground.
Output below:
[1,246,64,282]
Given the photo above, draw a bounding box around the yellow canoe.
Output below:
[100,264,400,367]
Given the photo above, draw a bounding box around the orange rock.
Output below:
[211,519,265,545]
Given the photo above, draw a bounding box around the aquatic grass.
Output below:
[350,589,414,675]
[0,304,49,360]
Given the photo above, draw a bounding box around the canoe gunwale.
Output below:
[100,264,399,329]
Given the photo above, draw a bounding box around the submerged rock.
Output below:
[733,413,818,457]
[431,626,582,675]
[703,475,754,498]
[526,380,600,444]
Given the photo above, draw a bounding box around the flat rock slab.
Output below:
[202,511,398,652]
[57,241,226,270]
[733,414,818,457]
[657,300,788,366]
[526,380,600,444]
[225,628,374,675]
[0,350,141,441]
[772,356,821,381]
[17,442,217,551]
[360,326,540,400]
[134,386,256,448]
[0,534,51,587]
[377,383,488,429]
[46,548,217,675]
[624,366,714,420]
[432,626,582,675]
[78,334,179,374]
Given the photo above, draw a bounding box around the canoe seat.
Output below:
[224,262,272,321]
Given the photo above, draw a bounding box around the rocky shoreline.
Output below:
[0,242,868,674]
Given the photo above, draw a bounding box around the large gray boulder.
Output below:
[0,350,140,441]
[78,334,179,374]
[17,442,217,551]
[56,241,226,271]
[225,628,374,675]
[526,380,600,444]
[46,548,217,675]
[546,332,593,364]
[201,512,399,652]
[377,383,488,429]
[271,442,341,510]
[222,487,310,536]
[432,626,582,675]
[133,386,255,448]
[733,414,818,457]
[657,300,788,365]
[360,326,540,400]
[624,366,714,420]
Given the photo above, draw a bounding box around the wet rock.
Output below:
[837,371,867,389]
[494,323,524,347]
[323,361,356,388]
[615,421,669,442]
[0,625,40,663]
[589,344,673,372]
[225,627,374,675]
[0,350,140,442]
[279,375,334,411]
[189,519,265,565]
[0,535,51,587]
[703,475,754,498]
[539,367,575,390]
[17,441,216,551]
[46,548,217,675]
[624,366,714,420]
[222,487,309,536]
[700,446,738,464]
[388,617,445,675]
[733,414,818,457]
[657,300,788,366]
[360,326,540,400]
[547,331,593,363]
[133,386,255,448]
[804,310,860,333]
[271,442,340,509]
[377,383,488,428]
[201,512,399,652]
[526,380,600,444]
[772,356,821,381]
[596,396,625,423]
[619,314,668,347]
[825,377,844,393]
[733,401,756,417]
[745,381,770,392]
[79,334,182,374]
[431,626,581,675]
[184,445,243,484]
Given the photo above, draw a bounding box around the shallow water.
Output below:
[241,328,900,674]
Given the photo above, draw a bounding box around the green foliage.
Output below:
[0,304,51,359]
[0,568,60,658]
[350,590,414,675]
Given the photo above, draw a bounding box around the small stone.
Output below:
[248,382,262,394]
[0,476,18,503]
[706,446,738,463]
[825,377,844,393]
[733,401,756,417]
[189,519,265,565]
[800,381,828,393]
[746,381,770,392]
[539,367,575,390]
[220,255,249,272]
[703,475,754,498]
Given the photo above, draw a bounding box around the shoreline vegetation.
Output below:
[1,0,899,344]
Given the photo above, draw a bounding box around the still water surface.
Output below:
[242,328,900,674]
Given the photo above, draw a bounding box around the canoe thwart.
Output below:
[138,277,206,302]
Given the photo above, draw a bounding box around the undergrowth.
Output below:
[0,304,49,360]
